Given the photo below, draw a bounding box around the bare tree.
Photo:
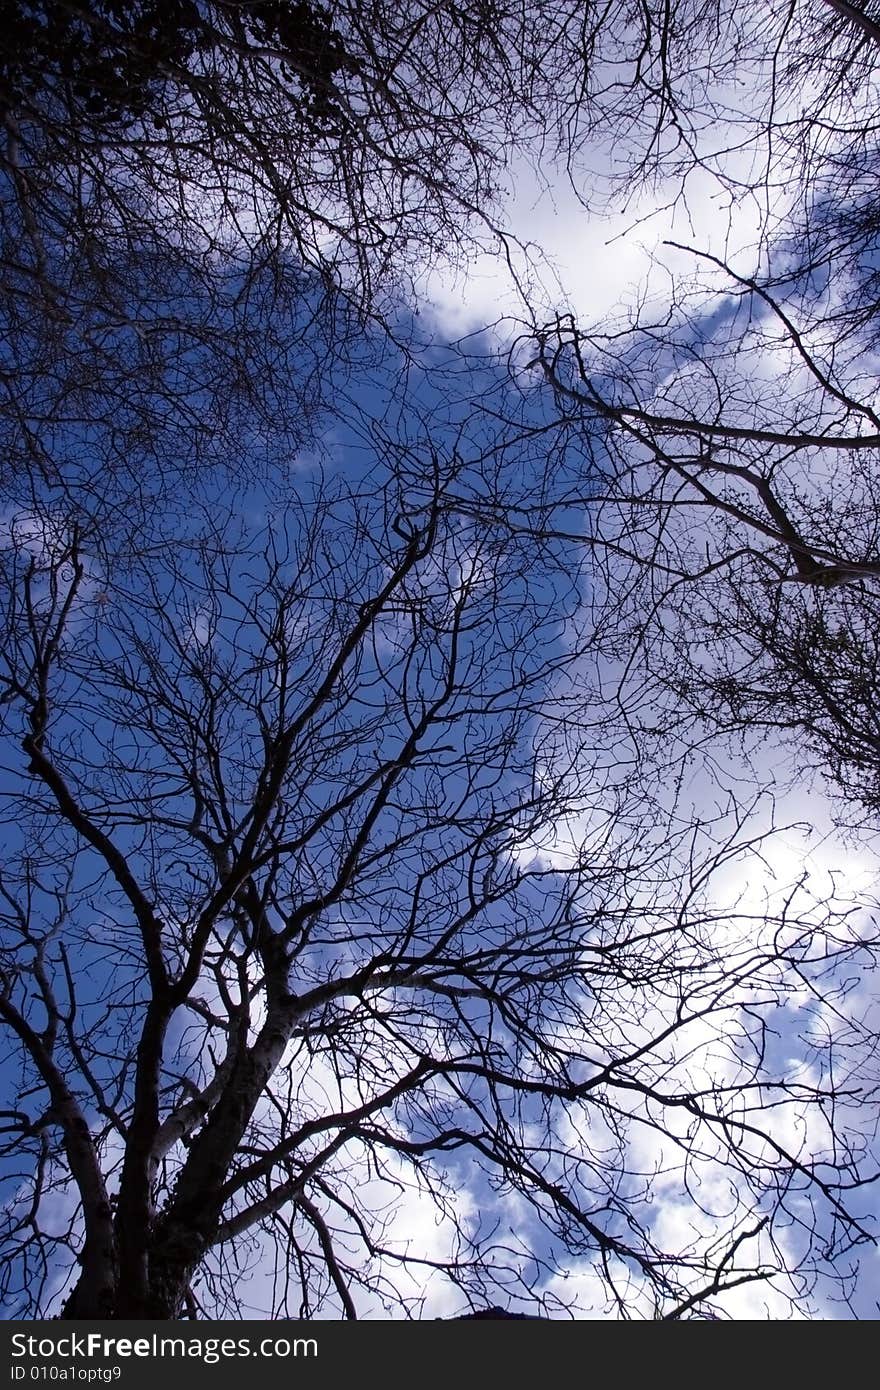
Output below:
[0,1,573,525]
[0,437,876,1320]
[5,0,874,525]
[510,219,880,825]
[2,0,519,312]
[2,0,880,1326]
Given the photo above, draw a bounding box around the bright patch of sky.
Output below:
[421,146,776,337]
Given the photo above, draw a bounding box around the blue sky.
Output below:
[2,9,880,1321]
[2,294,878,1321]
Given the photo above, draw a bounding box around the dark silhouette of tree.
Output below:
[3,0,880,1326]
[503,215,880,831]
[1,436,876,1319]
[0,0,615,332]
